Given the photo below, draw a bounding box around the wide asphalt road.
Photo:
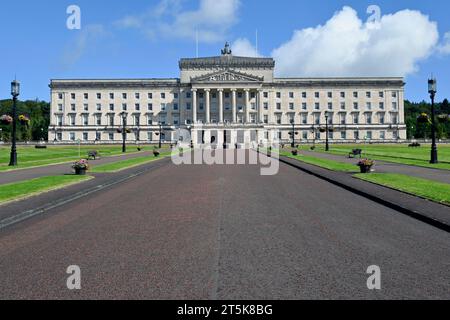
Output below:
[0,152,449,299]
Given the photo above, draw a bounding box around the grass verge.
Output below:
[0,175,93,204]
[354,173,450,206]
[280,151,358,172]
[90,153,171,173]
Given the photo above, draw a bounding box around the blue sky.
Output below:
[0,0,449,102]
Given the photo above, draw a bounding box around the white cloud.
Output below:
[116,0,240,43]
[272,7,439,77]
[60,24,108,70]
[232,38,260,57]
[437,32,450,54]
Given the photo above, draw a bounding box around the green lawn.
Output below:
[280,151,358,172]
[309,144,450,170]
[90,152,172,173]
[355,173,450,206]
[0,175,93,204]
[0,145,163,172]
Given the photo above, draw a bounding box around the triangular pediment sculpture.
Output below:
[191,70,264,83]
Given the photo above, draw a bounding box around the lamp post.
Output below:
[121,112,127,153]
[290,119,298,148]
[428,78,438,164]
[53,125,57,142]
[325,112,330,152]
[158,121,163,149]
[9,80,20,166]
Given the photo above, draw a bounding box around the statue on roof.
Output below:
[221,42,232,55]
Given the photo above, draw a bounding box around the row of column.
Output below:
[191,88,263,125]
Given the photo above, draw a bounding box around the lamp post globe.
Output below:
[9,80,20,166]
[428,78,438,164]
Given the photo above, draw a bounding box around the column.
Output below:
[258,89,263,124]
[205,89,211,124]
[218,89,224,123]
[232,89,237,123]
[192,89,197,124]
[244,89,250,124]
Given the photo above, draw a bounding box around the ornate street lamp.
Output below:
[325,112,330,152]
[428,78,438,164]
[121,112,128,153]
[9,80,20,166]
[289,119,298,148]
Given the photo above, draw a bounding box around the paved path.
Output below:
[295,149,450,184]
[0,154,448,299]
[0,150,163,185]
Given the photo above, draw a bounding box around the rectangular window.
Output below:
[340,92,345,98]
[109,115,114,126]
[147,132,153,141]
[109,133,114,141]
[96,104,102,111]
[96,115,101,125]
[392,91,397,98]
[263,92,268,98]
[122,93,127,99]
[302,131,308,140]
[96,132,101,141]
[366,92,371,98]
[264,102,269,110]
[173,103,179,111]
[366,102,372,110]
[161,103,166,112]
[276,115,281,124]
[161,93,166,99]
[302,92,307,98]
[174,93,179,99]
[366,113,372,124]
[97,93,101,99]
[289,103,294,110]
[70,132,75,141]
[264,115,268,124]
[340,114,346,125]
[83,104,88,111]
[186,103,191,110]
[353,114,359,124]
[185,92,191,99]
[340,102,346,110]
[302,103,307,110]
[354,131,359,140]
[367,131,372,140]
[110,93,114,99]
[135,93,140,99]
[328,92,332,98]
[379,91,384,98]
[71,93,76,100]
[380,131,385,140]
[70,115,75,126]
[289,92,294,99]
[122,103,127,111]
[148,103,153,111]
[353,102,359,110]
[148,93,153,99]
[276,103,281,110]
[109,104,114,111]
[379,113,385,124]
[135,103,140,111]
[276,92,281,99]
[328,102,333,110]
[392,102,398,110]
[58,104,63,112]
[84,93,89,100]
[83,132,88,141]
[379,102,384,110]
[58,93,63,99]
[353,92,358,98]
[302,114,307,124]
[341,131,346,139]
[315,92,320,98]
[57,115,63,126]
[315,103,320,110]
[315,114,320,125]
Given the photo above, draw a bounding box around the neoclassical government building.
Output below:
[49,43,406,146]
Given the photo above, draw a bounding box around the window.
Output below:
[148,103,153,111]
[186,103,191,110]
[237,92,242,99]
[393,131,398,140]
[276,92,281,99]
[276,103,281,110]
[315,92,320,98]
[97,93,101,99]
[110,93,114,99]
[340,113,346,125]
[366,131,372,140]
[173,103,179,111]
[354,131,359,140]
[302,131,308,140]
[314,114,320,125]
[315,131,320,140]
[96,132,101,141]
[250,114,256,123]
[264,115,268,124]
[392,91,397,98]
[353,113,359,124]
[57,133,62,141]
[134,115,140,126]
[83,132,88,141]
[327,92,332,98]
[289,103,294,110]
[135,93,140,99]
[70,115,75,126]
[340,92,345,98]
[83,104,88,111]
[212,92,217,99]
[340,102,346,110]
[302,92,307,98]
[147,132,153,141]
[380,131,386,140]
[159,115,166,125]
[353,92,358,98]
[122,93,127,99]
[58,93,63,99]
[225,92,230,98]
[109,104,114,111]
[302,114,307,124]
[379,91,384,98]
[353,102,359,110]
[122,103,127,111]
[199,103,204,111]
[96,104,102,111]
[58,104,63,112]
[379,113,385,124]
[315,103,320,110]
[341,131,346,139]
[84,93,89,100]
[379,102,385,110]
[70,133,75,141]
[392,102,398,110]
[250,92,256,99]
[392,114,398,124]
[366,102,372,110]
[71,93,76,100]
[57,115,63,126]
[82,115,88,126]
[161,103,166,112]
[71,103,77,111]
[302,103,307,110]
[109,115,114,126]
[96,115,101,125]
[109,133,114,141]
[174,93,179,99]
[263,92,269,98]
[289,92,294,99]
[366,113,372,124]
[264,102,269,110]
[148,93,153,99]
[366,92,371,98]
[161,93,166,99]
[135,103,140,111]
[276,115,281,124]
[251,102,256,110]
[328,102,333,110]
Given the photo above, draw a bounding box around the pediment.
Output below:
[191,70,264,83]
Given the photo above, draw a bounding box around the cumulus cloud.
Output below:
[437,31,450,54]
[232,38,260,57]
[115,0,240,43]
[272,6,439,77]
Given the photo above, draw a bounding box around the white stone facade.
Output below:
[49,45,406,146]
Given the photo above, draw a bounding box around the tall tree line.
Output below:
[405,99,450,140]
[0,99,50,142]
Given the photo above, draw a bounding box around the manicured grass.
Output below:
[0,175,92,204]
[0,145,163,172]
[280,151,358,172]
[90,152,171,173]
[354,173,450,206]
[310,144,450,170]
